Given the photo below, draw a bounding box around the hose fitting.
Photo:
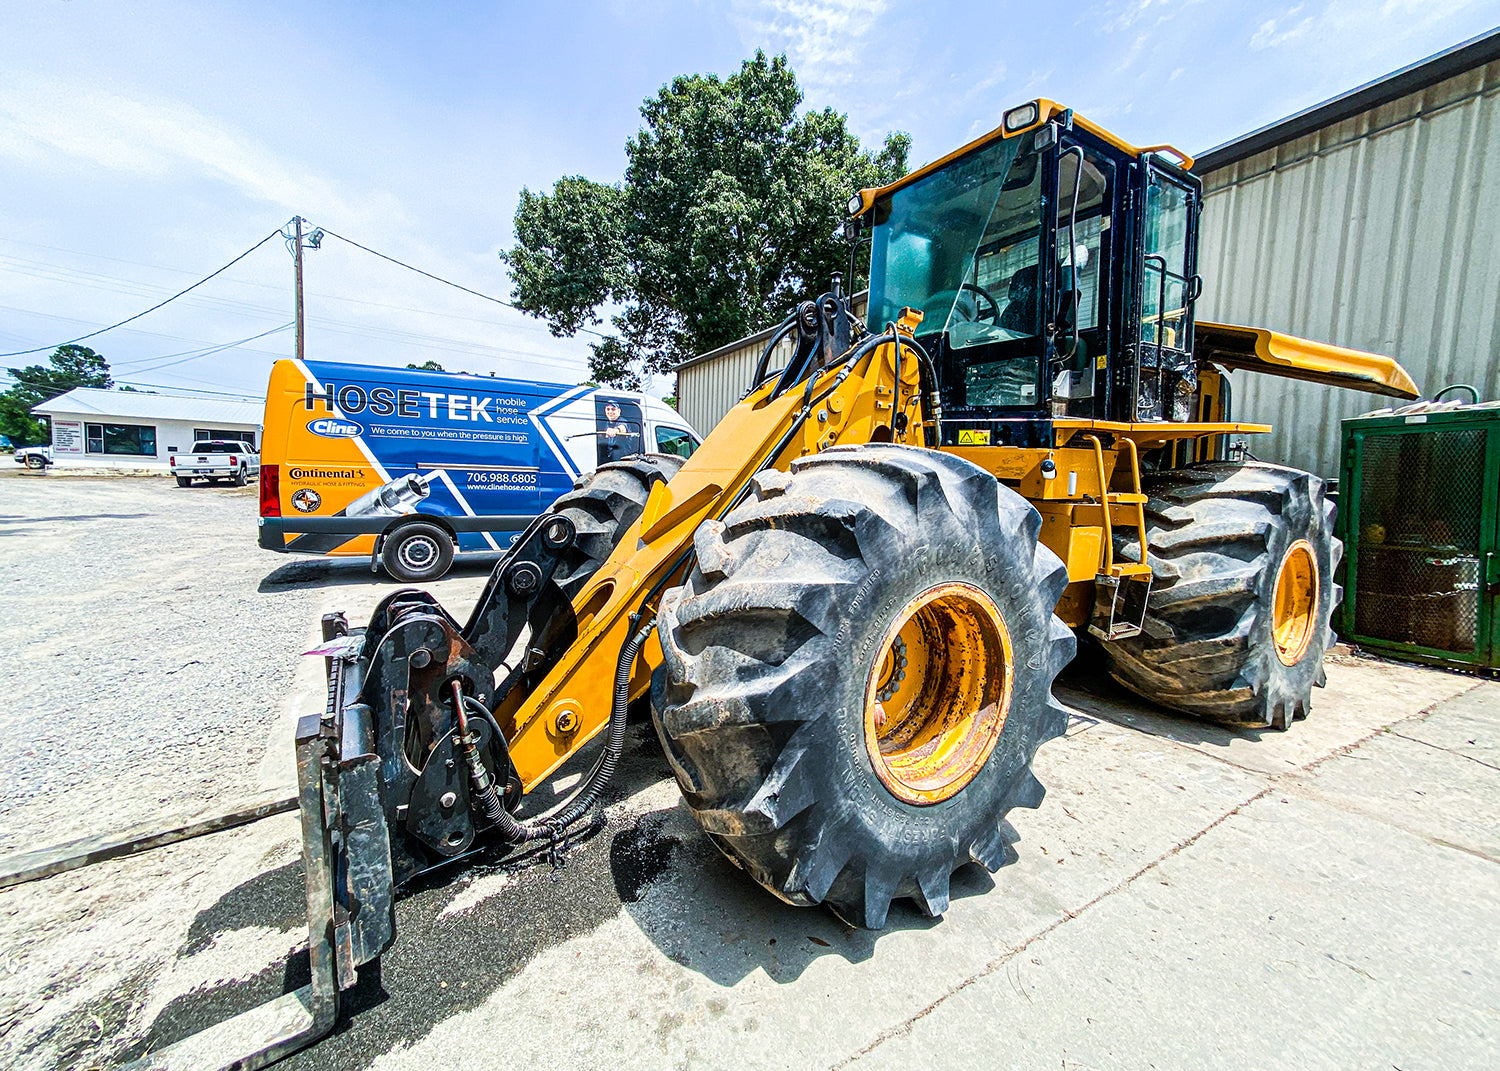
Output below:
[449,618,658,852]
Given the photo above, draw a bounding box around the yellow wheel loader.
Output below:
[136,100,1418,1069]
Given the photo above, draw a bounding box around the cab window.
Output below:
[1140,175,1192,352]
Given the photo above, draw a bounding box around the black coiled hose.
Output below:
[456,617,657,845]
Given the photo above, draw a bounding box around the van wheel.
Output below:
[175,476,192,488]
[232,466,247,487]
[382,521,455,582]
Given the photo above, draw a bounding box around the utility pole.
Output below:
[293,215,306,366]
[288,216,322,364]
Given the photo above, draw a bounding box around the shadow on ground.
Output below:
[257,553,502,592]
[1055,649,1279,748]
[111,717,999,1070]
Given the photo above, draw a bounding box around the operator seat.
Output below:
[999,264,1039,334]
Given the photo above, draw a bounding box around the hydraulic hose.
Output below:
[454,617,657,846]
[887,321,902,436]
[748,314,799,391]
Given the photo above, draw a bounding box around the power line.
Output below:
[0,299,586,372]
[319,228,611,341]
[119,322,296,375]
[0,229,284,358]
[0,239,586,342]
[0,368,262,401]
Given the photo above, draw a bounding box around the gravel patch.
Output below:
[0,475,325,854]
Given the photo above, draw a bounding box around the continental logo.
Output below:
[289,467,367,480]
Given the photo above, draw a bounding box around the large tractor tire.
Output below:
[653,445,1075,929]
[1101,462,1340,729]
[547,453,686,599]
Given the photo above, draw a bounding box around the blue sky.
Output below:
[2,0,1496,400]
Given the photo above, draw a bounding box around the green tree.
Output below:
[407,359,446,371]
[504,52,909,388]
[0,344,113,445]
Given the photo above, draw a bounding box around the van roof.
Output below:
[298,358,681,413]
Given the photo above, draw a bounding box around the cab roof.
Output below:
[849,99,1194,217]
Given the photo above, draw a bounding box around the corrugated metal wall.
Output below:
[676,331,782,436]
[676,293,868,436]
[1200,60,1500,476]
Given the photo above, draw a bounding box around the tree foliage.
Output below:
[504,52,909,388]
[1,345,113,445]
[406,359,446,371]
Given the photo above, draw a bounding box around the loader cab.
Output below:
[859,101,1203,443]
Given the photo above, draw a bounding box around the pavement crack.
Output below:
[1325,952,1376,980]
[828,783,1277,1069]
[1385,729,1500,773]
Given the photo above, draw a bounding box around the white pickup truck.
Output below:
[171,440,260,487]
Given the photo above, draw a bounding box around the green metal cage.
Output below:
[1337,395,1500,670]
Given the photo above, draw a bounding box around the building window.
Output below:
[194,428,256,448]
[85,423,157,456]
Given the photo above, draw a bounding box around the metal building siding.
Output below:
[1200,60,1500,476]
[676,293,867,435]
[677,338,775,436]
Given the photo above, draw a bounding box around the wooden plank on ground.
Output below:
[0,790,297,890]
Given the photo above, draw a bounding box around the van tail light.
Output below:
[260,464,281,516]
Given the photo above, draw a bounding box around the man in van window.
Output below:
[598,399,640,464]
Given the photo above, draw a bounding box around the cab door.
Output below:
[1050,133,1117,418]
[1132,162,1201,422]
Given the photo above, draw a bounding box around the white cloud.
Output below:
[1249,0,1492,54]
[1250,6,1313,50]
[727,0,889,89]
[0,75,349,216]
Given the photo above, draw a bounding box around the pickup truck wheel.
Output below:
[232,466,247,487]
[24,455,45,470]
[382,521,455,582]
[175,476,192,488]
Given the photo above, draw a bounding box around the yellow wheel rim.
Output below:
[1272,540,1319,667]
[863,583,1013,805]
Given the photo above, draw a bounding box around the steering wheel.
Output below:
[922,282,1001,327]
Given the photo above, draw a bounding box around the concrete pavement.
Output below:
[1,651,1493,1070]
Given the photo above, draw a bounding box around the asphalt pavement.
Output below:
[0,473,1495,1071]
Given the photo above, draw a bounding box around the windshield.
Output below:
[866,135,1027,338]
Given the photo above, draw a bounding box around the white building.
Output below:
[32,387,263,467]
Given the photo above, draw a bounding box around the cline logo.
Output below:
[308,417,363,438]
